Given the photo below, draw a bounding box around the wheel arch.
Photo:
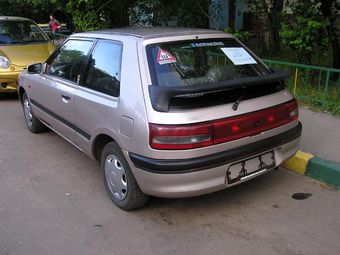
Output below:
[18,86,25,102]
[92,134,117,162]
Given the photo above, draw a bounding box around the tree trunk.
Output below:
[107,0,131,27]
[330,34,340,69]
[270,0,284,52]
[320,0,340,69]
[254,0,284,53]
[254,0,269,52]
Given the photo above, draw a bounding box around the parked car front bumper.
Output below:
[0,70,21,93]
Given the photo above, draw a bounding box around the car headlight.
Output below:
[0,56,10,69]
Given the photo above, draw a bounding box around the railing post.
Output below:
[318,70,322,91]
[304,69,309,88]
[324,70,330,98]
[337,74,340,100]
[294,68,298,95]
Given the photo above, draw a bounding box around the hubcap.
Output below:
[23,98,33,128]
[105,155,127,200]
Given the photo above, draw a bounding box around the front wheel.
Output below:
[101,142,149,210]
[22,92,47,133]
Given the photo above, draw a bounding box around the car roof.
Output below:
[0,16,33,22]
[75,27,229,40]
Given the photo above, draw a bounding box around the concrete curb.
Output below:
[282,151,340,189]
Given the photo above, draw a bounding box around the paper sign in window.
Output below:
[221,47,257,65]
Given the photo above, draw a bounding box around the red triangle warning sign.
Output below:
[157,49,176,65]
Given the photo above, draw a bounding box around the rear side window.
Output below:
[47,39,93,82]
[83,40,122,97]
[146,38,270,87]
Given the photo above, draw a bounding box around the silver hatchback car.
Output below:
[18,28,302,210]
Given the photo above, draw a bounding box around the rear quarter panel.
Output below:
[71,36,150,158]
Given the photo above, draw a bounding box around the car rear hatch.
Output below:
[142,36,299,155]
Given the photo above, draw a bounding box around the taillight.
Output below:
[150,99,298,150]
[149,123,213,149]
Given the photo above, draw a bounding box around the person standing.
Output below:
[49,14,61,34]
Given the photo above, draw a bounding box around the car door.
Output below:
[73,39,123,151]
[29,39,94,141]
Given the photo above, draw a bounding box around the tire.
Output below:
[22,92,47,133]
[101,142,149,210]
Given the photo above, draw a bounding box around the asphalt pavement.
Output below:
[0,95,339,255]
[298,106,340,163]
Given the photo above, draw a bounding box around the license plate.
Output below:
[227,151,275,184]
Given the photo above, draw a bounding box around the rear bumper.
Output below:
[130,122,302,173]
[126,122,302,198]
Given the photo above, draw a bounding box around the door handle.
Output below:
[61,94,71,103]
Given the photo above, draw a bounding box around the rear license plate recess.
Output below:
[227,151,275,184]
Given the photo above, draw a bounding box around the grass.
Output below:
[264,61,340,117]
[243,34,340,116]
[259,46,333,68]
[298,98,340,117]
[289,79,340,117]
[296,94,340,117]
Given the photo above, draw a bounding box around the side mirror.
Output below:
[27,63,42,74]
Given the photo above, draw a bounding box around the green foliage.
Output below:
[1,0,211,33]
[66,0,108,31]
[265,60,340,116]
[281,1,330,64]
[129,0,154,26]
[132,0,210,28]
[63,0,210,31]
[0,0,68,25]
[72,12,106,31]
[172,0,209,28]
[224,27,250,43]
[66,0,111,31]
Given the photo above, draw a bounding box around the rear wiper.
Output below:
[232,86,246,111]
[149,70,290,112]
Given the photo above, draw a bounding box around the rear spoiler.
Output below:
[148,70,290,112]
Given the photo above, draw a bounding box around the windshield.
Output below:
[0,20,49,45]
[146,38,271,87]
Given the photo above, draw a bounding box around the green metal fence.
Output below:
[263,59,340,114]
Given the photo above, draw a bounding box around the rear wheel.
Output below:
[101,142,148,210]
[22,92,47,133]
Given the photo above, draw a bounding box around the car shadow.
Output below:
[134,168,286,217]
[0,93,19,101]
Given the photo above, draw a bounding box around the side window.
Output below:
[84,40,122,97]
[47,39,93,83]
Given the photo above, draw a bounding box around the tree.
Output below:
[65,0,133,31]
[65,0,209,31]
[1,0,210,31]
[281,1,329,64]
[248,0,284,53]
[0,0,70,25]
[132,0,210,28]
[282,0,340,68]
[319,0,340,69]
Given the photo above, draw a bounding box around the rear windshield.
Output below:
[0,20,49,45]
[146,38,271,87]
